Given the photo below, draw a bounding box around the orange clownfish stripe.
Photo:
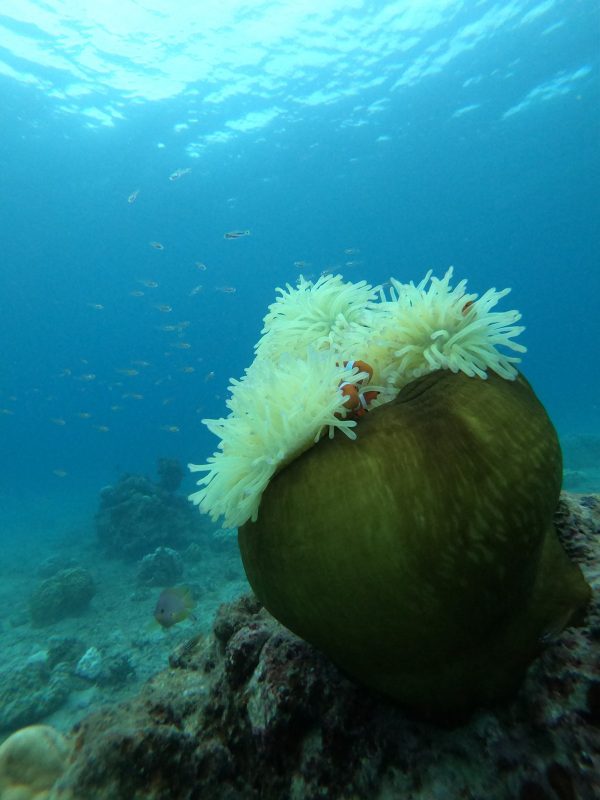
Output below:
[337,360,379,420]
[351,389,380,419]
[339,382,360,410]
[344,359,374,384]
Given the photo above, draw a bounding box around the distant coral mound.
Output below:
[156,457,185,493]
[29,567,96,627]
[96,460,203,559]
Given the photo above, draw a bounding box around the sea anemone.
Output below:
[239,369,591,713]
[189,348,361,529]
[190,266,590,713]
[190,268,527,529]
[364,267,526,390]
[255,273,378,361]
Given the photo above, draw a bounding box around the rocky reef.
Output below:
[0,633,136,737]
[95,460,204,559]
[39,492,599,800]
[0,660,71,734]
[136,546,184,587]
[29,567,96,627]
[0,725,70,800]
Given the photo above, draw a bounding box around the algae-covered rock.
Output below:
[29,567,96,627]
[96,473,202,559]
[39,499,600,800]
[0,725,69,800]
[0,662,70,734]
[136,546,183,587]
[239,370,591,714]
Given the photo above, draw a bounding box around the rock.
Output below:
[100,654,136,687]
[0,662,71,734]
[29,568,96,627]
[75,648,103,682]
[46,637,87,671]
[157,457,185,493]
[43,493,600,800]
[0,725,69,800]
[96,474,202,559]
[137,547,184,587]
[37,555,78,579]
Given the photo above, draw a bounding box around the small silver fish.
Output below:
[168,168,191,182]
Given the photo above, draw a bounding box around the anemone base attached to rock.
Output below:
[239,369,591,715]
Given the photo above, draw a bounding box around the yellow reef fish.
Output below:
[154,587,195,628]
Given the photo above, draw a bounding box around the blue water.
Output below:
[0,0,598,526]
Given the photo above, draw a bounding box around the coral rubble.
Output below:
[44,493,599,800]
[0,661,70,734]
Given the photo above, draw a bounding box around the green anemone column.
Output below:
[238,370,591,715]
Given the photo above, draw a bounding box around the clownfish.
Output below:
[337,360,379,420]
[339,381,360,411]
[344,359,373,384]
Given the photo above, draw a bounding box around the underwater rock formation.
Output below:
[137,546,184,587]
[72,648,135,687]
[44,493,599,800]
[29,567,96,627]
[157,457,185,493]
[0,725,70,800]
[0,661,70,734]
[37,555,78,579]
[96,466,202,559]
